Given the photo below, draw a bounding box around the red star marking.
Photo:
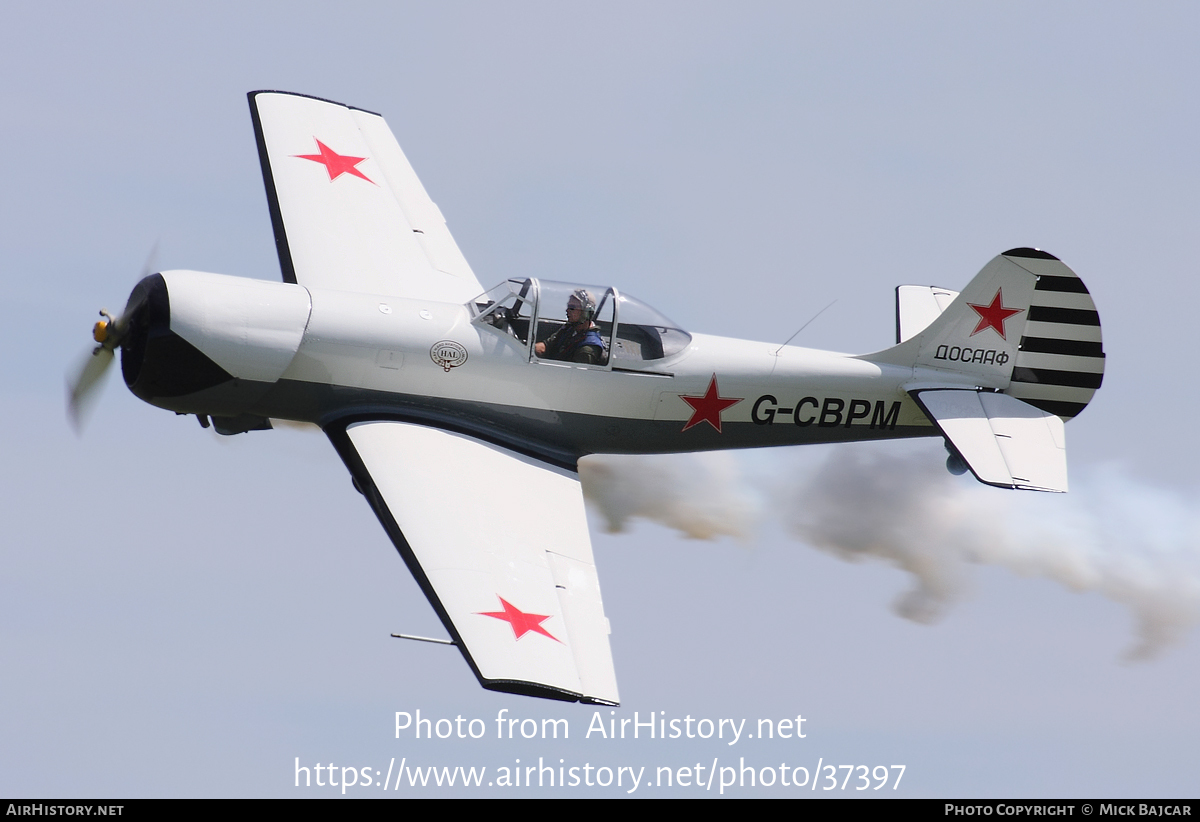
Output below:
[477,597,561,643]
[679,375,743,433]
[967,289,1023,340]
[293,139,374,184]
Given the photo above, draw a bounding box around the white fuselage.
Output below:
[126,270,939,459]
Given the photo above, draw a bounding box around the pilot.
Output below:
[535,288,607,364]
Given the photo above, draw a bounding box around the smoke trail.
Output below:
[579,446,1200,661]
[578,451,759,540]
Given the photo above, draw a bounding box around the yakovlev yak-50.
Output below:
[69,91,1104,705]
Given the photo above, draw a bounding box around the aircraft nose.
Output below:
[120,273,233,403]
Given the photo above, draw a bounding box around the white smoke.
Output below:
[579,446,1200,661]
[578,451,759,540]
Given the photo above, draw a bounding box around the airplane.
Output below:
[68,90,1104,706]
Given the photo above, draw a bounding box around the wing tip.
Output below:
[1003,247,1060,261]
[482,679,619,705]
[247,89,382,117]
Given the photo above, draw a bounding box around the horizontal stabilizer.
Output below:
[896,285,959,343]
[911,389,1068,492]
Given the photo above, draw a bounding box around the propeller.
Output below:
[66,246,157,433]
[66,309,128,433]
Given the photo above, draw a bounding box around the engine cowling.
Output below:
[120,271,312,411]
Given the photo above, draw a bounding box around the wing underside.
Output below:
[249,90,483,303]
[327,420,619,705]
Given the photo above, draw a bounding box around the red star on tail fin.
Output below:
[967,289,1023,340]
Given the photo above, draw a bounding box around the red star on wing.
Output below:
[679,375,743,433]
[967,289,1023,340]
[477,597,561,643]
[293,139,375,184]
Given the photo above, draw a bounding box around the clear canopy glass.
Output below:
[471,279,691,367]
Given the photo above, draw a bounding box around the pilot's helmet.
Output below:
[567,288,596,321]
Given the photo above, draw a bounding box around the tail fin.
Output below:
[867,248,1104,421]
[864,249,1104,493]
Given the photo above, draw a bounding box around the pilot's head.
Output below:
[567,288,596,324]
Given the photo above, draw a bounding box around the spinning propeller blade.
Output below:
[66,245,158,433]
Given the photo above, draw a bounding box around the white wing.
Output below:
[328,421,620,704]
[249,90,483,303]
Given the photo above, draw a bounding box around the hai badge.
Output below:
[430,340,468,372]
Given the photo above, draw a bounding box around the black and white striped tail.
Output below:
[1002,248,1104,420]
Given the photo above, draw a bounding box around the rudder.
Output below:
[1002,248,1104,420]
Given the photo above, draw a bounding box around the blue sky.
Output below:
[3,2,1199,797]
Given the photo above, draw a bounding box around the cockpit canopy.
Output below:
[470,279,692,367]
